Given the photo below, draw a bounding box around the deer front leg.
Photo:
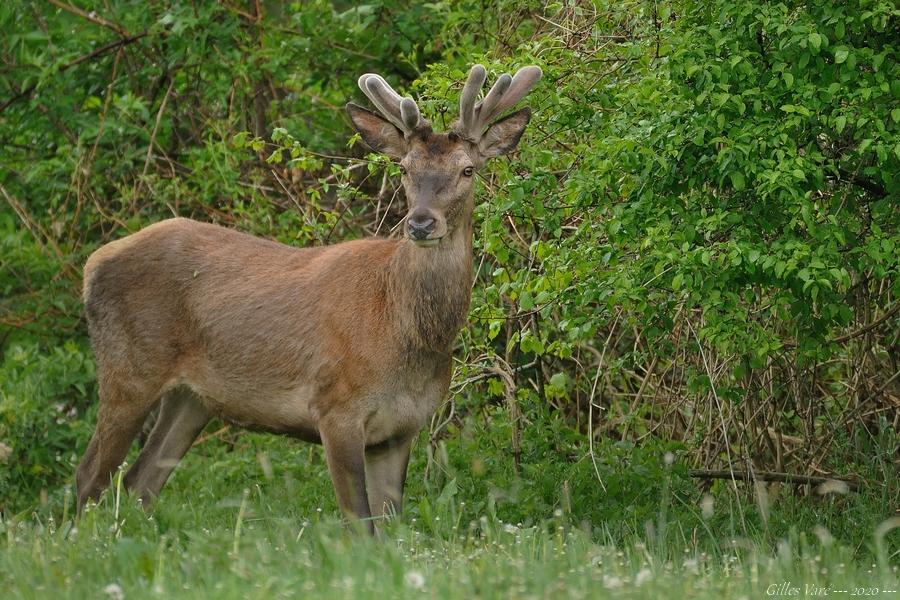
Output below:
[320,419,373,534]
[365,436,413,521]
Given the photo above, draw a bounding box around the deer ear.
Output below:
[478,107,531,158]
[346,103,407,158]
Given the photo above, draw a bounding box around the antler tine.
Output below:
[358,74,404,131]
[459,64,486,134]
[472,72,511,131]
[399,98,421,131]
[477,66,542,128]
[358,74,429,134]
[455,65,542,141]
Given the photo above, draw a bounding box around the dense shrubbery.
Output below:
[1,0,897,526]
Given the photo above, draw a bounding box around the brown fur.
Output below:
[76,73,536,534]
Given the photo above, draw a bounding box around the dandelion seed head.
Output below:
[103,583,124,600]
[404,571,425,590]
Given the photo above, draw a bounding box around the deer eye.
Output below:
[462,166,474,177]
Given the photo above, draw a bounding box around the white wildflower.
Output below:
[104,583,124,600]
[603,575,623,589]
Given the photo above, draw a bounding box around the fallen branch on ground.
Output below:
[690,469,860,491]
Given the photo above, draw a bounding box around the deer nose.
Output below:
[408,215,436,240]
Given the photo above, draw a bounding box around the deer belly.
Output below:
[195,381,319,437]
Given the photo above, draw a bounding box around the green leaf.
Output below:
[833,47,849,63]
[81,96,102,110]
[519,290,534,311]
[729,171,745,191]
[834,21,845,40]
[835,115,847,133]
[549,372,567,388]
[808,32,821,51]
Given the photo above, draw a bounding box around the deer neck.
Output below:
[389,213,473,354]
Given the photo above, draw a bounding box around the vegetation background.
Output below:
[0,0,897,597]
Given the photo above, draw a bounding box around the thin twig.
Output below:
[46,0,130,35]
[782,301,900,348]
[192,425,232,447]
[587,310,620,492]
[141,77,175,182]
[489,363,521,474]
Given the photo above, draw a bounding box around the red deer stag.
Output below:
[75,64,542,533]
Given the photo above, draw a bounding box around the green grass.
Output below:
[2,426,898,599]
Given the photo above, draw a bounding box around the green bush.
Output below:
[0,341,95,512]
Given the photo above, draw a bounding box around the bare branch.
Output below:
[0,33,147,113]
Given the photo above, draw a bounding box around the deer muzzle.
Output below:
[407,211,442,246]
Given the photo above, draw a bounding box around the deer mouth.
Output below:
[412,237,441,248]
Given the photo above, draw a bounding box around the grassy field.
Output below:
[2,427,897,599]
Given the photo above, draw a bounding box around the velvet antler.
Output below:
[454,64,542,141]
[357,73,431,135]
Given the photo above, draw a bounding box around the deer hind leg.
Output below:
[365,436,413,521]
[75,379,159,513]
[123,387,211,506]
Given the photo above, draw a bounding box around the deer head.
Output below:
[346,65,542,247]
